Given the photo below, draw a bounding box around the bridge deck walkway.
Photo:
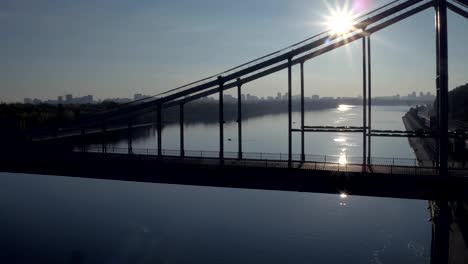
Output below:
[85,149,468,177]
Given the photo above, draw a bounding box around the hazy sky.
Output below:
[1,0,467,102]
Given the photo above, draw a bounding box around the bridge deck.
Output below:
[80,147,468,177]
[3,146,467,201]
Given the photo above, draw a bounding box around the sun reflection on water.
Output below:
[337,104,352,111]
[333,137,346,143]
[338,153,347,165]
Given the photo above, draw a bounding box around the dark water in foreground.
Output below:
[0,105,431,263]
[0,172,430,264]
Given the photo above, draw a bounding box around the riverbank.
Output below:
[402,110,437,166]
[403,109,468,264]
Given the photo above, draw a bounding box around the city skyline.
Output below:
[1,0,467,103]
[20,90,436,105]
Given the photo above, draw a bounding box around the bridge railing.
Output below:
[73,146,468,175]
[78,146,438,167]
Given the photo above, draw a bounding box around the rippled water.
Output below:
[0,105,431,264]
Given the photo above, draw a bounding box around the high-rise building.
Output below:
[65,94,73,103]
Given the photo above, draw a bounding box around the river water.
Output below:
[0,105,432,263]
[109,104,417,162]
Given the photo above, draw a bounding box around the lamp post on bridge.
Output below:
[80,127,86,153]
[180,103,185,157]
[157,103,162,158]
[300,62,305,162]
[218,76,224,165]
[101,120,107,155]
[127,118,133,155]
[237,78,243,160]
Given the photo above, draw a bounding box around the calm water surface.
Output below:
[0,105,431,263]
[110,104,417,161]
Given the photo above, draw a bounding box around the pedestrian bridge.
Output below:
[8,0,468,201]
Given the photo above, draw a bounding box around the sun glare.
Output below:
[325,6,357,35]
[338,153,347,165]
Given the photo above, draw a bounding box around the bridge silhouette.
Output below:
[7,0,468,201]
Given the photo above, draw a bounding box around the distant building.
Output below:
[66,94,73,103]
[276,92,282,100]
[223,94,236,103]
[134,93,145,101]
[246,94,259,101]
[58,96,63,104]
[24,98,33,104]
[312,94,319,100]
[103,98,132,104]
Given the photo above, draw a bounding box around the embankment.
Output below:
[402,111,437,166]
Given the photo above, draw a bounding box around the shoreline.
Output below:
[402,111,436,166]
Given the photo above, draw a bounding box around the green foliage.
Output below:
[0,103,120,130]
[449,83,468,121]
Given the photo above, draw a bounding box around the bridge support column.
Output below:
[180,103,185,157]
[430,200,451,264]
[435,0,449,176]
[300,62,305,162]
[157,104,162,158]
[237,78,243,160]
[128,119,133,155]
[367,36,372,165]
[218,76,224,165]
[362,37,367,170]
[434,3,441,169]
[288,57,292,167]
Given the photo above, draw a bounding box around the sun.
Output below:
[325,6,357,35]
